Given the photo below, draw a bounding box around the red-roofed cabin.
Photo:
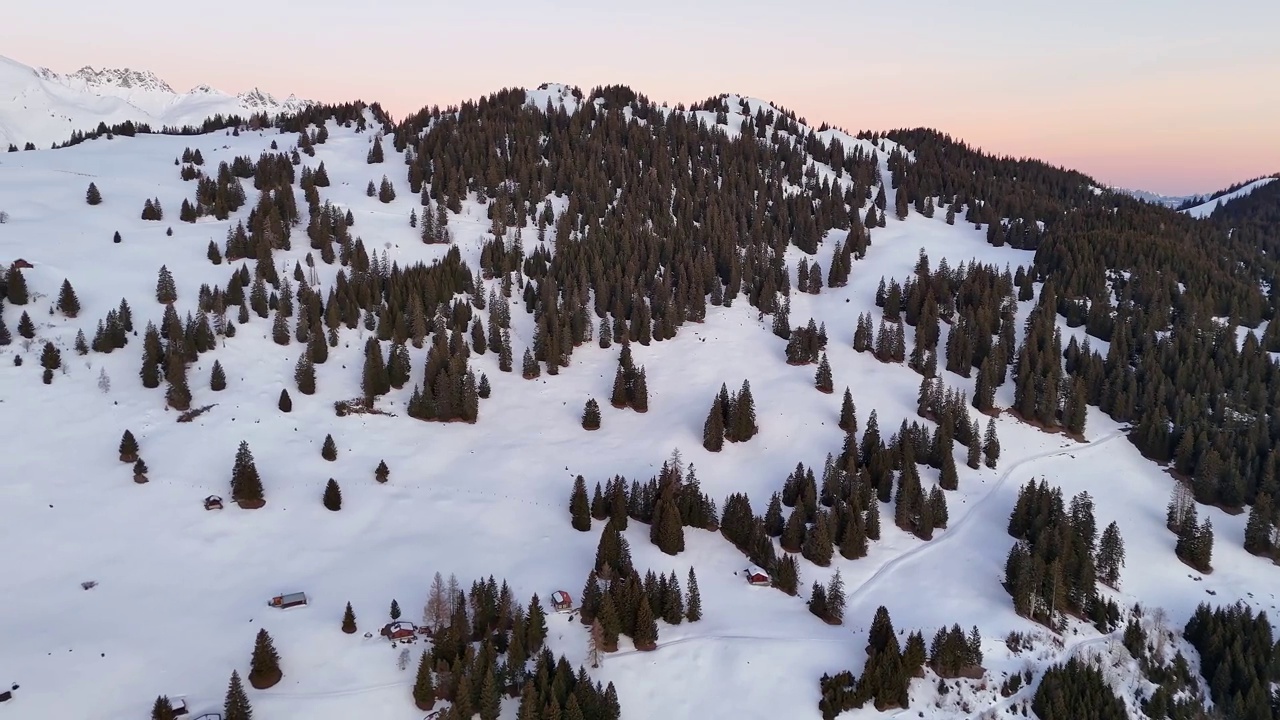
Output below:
[744,567,770,586]
[551,590,573,613]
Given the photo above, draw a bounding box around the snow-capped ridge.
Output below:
[1182,177,1277,219]
[0,54,315,150]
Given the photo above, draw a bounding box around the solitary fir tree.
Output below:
[17,311,34,339]
[278,388,292,412]
[248,628,282,689]
[86,182,102,205]
[323,479,342,511]
[341,602,357,633]
[133,458,149,483]
[230,441,265,508]
[838,388,857,432]
[155,265,177,305]
[686,567,702,622]
[119,429,139,462]
[210,360,226,391]
[57,279,80,318]
[375,460,390,483]
[390,599,401,620]
[815,353,834,393]
[582,399,601,430]
[321,433,337,461]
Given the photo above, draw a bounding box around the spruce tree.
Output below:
[151,695,176,720]
[210,360,226,391]
[321,433,337,461]
[119,429,139,462]
[17,311,33,339]
[323,478,342,511]
[295,353,316,395]
[390,599,401,620]
[731,380,758,442]
[632,595,659,651]
[1095,521,1125,588]
[570,475,591,531]
[86,182,102,205]
[247,628,282,689]
[703,394,725,452]
[155,265,177,305]
[412,649,436,710]
[1244,492,1275,557]
[375,460,390,483]
[230,440,265,507]
[838,388,857,432]
[278,388,292,412]
[133,458,148,482]
[57,279,80,318]
[222,671,253,720]
[983,419,1000,469]
[815,353,833,393]
[342,602,357,633]
[685,567,702,622]
[582,399,601,430]
[5,265,27,305]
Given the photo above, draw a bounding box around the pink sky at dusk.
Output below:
[3,0,1277,195]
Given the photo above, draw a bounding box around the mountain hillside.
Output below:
[2,87,1280,720]
[0,54,312,151]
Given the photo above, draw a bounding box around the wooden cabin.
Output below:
[744,567,771,586]
[551,590,573,613]
[380,621,418,641]
[268,592,308,609]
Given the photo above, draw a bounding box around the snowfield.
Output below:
[0,54,312,152]
[2,105,1279,720]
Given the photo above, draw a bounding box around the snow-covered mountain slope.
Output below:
[0,54,312,151]
[1182,177,1277,218]
[1,106,1278,720]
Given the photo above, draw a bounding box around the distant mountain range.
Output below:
[0,54,312,150]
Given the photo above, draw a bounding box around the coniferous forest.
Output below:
[4,81,1280,720]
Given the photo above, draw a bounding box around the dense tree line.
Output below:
[1004,480,1122,630]
[1184,602,1280,720]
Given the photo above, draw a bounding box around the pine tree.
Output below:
[731,380,758,441]
[375,460,390,483]
[826,568,846,625]
[248,628,282,689]
[632,595,659,650]
[5,265,28,305]
[838,388,857,432]
[321,433,337,461]
[133,457,148,482]
[582,399,601,430]
[1244,492,1276,557]
[222,671,253,720]
[210,360,226,391]
[155,265,177,305]
[86,182,102,205]
[230,440,265,507]
[1095,521,1125,588]
[814,353,833,393]
[703,394,725,452]
[278,388,292,412]
[151,695,176,720]
[119,429,139,462]
[342,602,357,633]
[17,311,34,339]
[295,353,316,395]
[412,650,436,710]
[56,279,80,318]
[685,567,702,622]
[570,475,591,531]
[983,419,1000,469]
[323,478,342,511]
[390,599,401,620]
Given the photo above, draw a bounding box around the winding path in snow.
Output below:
[846,428,1127,608]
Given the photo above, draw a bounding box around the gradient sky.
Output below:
[3,0,1277,195]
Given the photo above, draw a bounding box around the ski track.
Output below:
[847,429,1128,608]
